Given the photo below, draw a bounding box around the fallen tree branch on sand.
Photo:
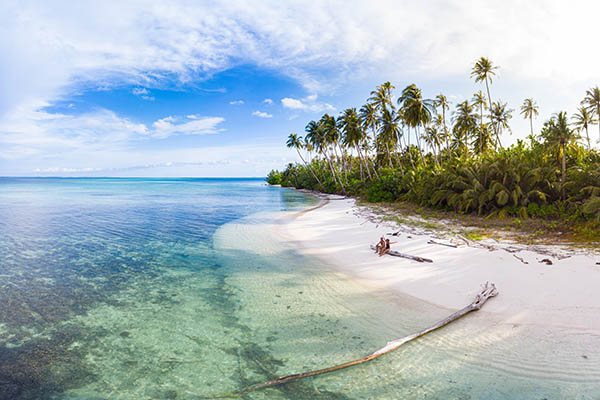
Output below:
[196,282,498,399]
[370,244,433,263]
[427,239,458,248]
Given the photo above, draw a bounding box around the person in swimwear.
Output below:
[379,238,391,257]
[375,236,385,254]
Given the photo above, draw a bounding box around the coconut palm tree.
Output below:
[339,108,372,180]
[359,103,379,159]
[471,57,499,145]
[520,98,539,137]
[582,86,600,143]
[368,81,396,113]
[398,84,435,164]
[287,133,323,187]
[378,108,402,168]
[572,106,596,150]
[306,119,342,192]
[490,101,513,149]
[452,100,478,157]
[435,94,451,158]
[541,111,579,201]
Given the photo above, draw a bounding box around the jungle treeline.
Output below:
[267,58,600,224]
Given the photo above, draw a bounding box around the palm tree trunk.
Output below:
[297,149,323,187]
[485,77,500,149]
[561,143,566,201]
[356,145,372,180]
[597,106,600,143]
[586,126,591,150]
[416,126,425,165]
[385,142,393,168]
[443,110,450,159]
[529,115,533,137]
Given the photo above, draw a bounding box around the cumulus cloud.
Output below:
[263,98,273,104]
[252,110,273,118]
[229,100,244,105]
[281,94,335,113]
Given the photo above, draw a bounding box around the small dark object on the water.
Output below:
[119,331,130,338]
[407,235,413,239]
[298,291,303,294]
[582,355,589,359]
[539,258,553,265]
[596,262,600,265]
[286,305,291,310]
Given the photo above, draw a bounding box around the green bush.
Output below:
[266,170,281,185]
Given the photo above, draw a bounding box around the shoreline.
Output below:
[276,196,600,332]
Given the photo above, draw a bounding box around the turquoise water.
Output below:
[0,178,598,399]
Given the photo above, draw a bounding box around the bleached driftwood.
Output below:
[370,244,433,263]
[197,282,498,399]
[427,239,458,248]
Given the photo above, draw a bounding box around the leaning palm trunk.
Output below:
[328,149,346,194]
[384,142,394,168]
[585,126,591,150]
[416,127,426,165]
[484,77,499,149]
[561,143,566,201]
[356,145,372,180]
[296,149,323,187]
[198,282,498,399]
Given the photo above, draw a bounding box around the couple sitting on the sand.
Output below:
[375,236,390,257]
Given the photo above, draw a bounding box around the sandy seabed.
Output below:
[274,197,600,396]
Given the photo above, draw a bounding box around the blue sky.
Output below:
[1,1,599,177]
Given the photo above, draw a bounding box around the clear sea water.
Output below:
[0,178,598,399]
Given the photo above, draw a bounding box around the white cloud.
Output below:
[281,94,335,113]
[132,87,154,101]
[151,115,225,138]
[0,108,225,161]
[229,100,244,105]
[132,88,149,96]
[263,98,273,104]
[252,110,273,118]
[2,1,600,173]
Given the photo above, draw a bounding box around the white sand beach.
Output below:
[278,197,600,332]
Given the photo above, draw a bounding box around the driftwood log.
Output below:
[197,282,498,399]
[427,239,458,248]
[370,244,433,263]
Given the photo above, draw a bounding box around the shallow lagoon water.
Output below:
[0,178,598,399]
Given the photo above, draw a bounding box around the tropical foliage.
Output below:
[268,58,600,225]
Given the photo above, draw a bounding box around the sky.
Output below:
[1,0,599,177]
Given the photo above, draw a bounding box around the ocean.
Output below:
[0,178,597,399]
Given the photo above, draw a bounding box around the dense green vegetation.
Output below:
[268,58,600,229]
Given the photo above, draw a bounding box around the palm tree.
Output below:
[520,98,539,137]
[287,133,322,187]
[572,106,596,150]
[541,111,579,201]
[398,84,435,164]
[490,101,513,149]
[306,119,342,192]
[452,100,478,157]
[339,108,372,180]
[435,94,451,158]
[471,57,499,145]
[368,81,396,113]
[359,103,380,159]
[582,86,600,143]
[378,108,402,168]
